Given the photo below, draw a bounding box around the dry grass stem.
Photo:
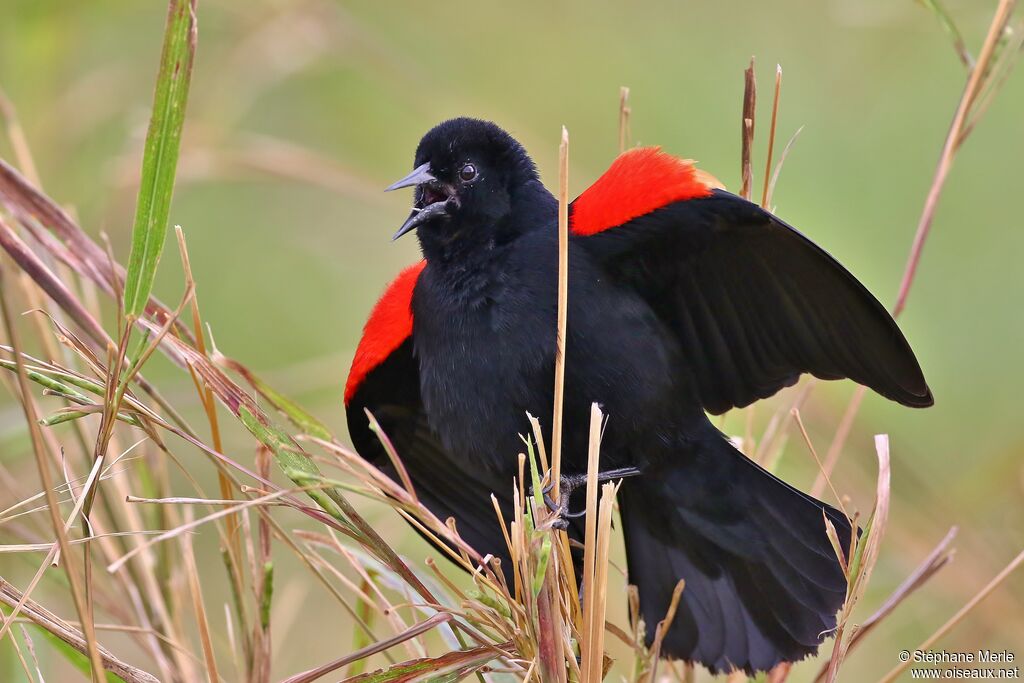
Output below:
[0,269,107,681]
[811,384,866,498]
[580,404,605,683]
[180,510,221,683]
[823,435,892,682]
[280,613,455,683]
[797,0,1020,541]
[760,64,782,208]
[619,86,631,154]
[550,125,570,500]
[813,526,958,682]
[791,408,851,522]
[878,546,1024,683]
[740,57,756,199]
[893,0,1017,318]
[0,577,159,683]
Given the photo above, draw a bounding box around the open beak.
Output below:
[386,163,454,240]
[385,162,436,192]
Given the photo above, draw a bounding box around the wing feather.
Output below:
[574,182,932,413]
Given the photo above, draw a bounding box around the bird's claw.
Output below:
[535,467,642,529]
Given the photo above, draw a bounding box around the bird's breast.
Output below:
[411,239,698,474]
[413,286,555,472]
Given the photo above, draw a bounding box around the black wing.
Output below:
[576,189,933,414]
[345,339,519,579]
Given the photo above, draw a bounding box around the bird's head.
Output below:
[386,118,541,254]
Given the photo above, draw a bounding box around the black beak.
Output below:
[384,162,436,192]
[386,163,453,240]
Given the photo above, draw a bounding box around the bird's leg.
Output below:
[540,467,642,529]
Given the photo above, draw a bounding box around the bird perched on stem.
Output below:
[345,117,931,674]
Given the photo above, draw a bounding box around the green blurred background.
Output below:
[1,0,1022,680]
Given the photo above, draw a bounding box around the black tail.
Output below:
[619,430,852,674]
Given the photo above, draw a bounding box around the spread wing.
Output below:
[344,263,519,577]
[571,149,933,414]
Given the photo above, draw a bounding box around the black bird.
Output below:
[345,118,931,674]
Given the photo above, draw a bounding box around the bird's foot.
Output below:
[538,467,641,529]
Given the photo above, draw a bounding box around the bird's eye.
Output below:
[459,163,478,182]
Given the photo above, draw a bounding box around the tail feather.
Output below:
[620,431,852,673]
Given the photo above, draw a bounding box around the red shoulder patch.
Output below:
[570,147,713,236]
[344,260,427,405]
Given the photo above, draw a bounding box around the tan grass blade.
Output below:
[740,57,756,200]
[550,126,570,500]
[878,547,1024,683]
[813,527,957,682]
[618,86,631,154]
[16,624,41,682]
[763,124,804,212]
[180,510,220,683]
[824,434,892,682]
[893,0,1017,318]
[0,577,158,683]
[174,224,240,554]
[853,526,956,641]
[0,275,106,681]
[760,64,782,208]
[811,384,866,498]
[590,481,616,681]
[580,404,603,682]
[280,613,454,683]
[791,409,851,521]
[108,487,298,572]
[642,579,685,682]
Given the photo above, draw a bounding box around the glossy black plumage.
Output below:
[346,118,931,674]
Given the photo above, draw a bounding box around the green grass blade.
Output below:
[238,406,345,521]
[122,0,197,317]
[217,353,332,439]
[340,645,498,682]
[916,0,973,68]
[532,535,553,597]
[31,626,126,683]
[260,561,274,630]
[0,358,90,402]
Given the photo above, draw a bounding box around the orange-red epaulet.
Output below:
[344,260,427,405]
[570,147,713,236]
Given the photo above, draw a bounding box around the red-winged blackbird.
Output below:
[345,118,931,674]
